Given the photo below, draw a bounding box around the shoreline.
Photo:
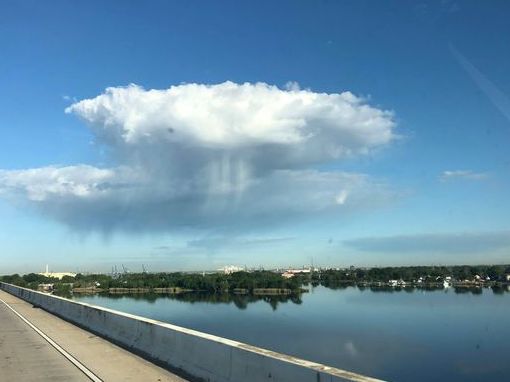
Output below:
[68,282,510,297]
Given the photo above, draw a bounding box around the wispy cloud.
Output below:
[343,231,510,254]
[187,236,296,251]
[439,170,488,182]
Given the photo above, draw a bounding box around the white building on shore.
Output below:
[282,268,312,278]
[219,265,244,274]
[38,265,76,280]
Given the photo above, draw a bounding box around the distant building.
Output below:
[37,283,53,292]
[38,265,76,280]
[282,268,311,278]
[388,279,406,287]
[219,265,244,274]
[285,268,311,275]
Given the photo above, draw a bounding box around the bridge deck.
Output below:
[0,289,187,382]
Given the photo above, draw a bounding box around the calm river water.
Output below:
[72,286,510,381]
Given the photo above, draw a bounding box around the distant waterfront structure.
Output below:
[219,265,244,274]
[282,268,312,278]
[39,264,76,280]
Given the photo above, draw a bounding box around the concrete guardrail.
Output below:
[0,282,383,382]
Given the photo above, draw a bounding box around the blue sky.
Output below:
[0,0,509,274]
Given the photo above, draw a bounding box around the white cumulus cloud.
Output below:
[66,82,394,160]
[0,81,397,233]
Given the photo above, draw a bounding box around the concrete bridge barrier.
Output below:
[0,282,383,382]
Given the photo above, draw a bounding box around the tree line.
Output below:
[1,264,509,294]
[0,271,304,293]
[315,264,510,286]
